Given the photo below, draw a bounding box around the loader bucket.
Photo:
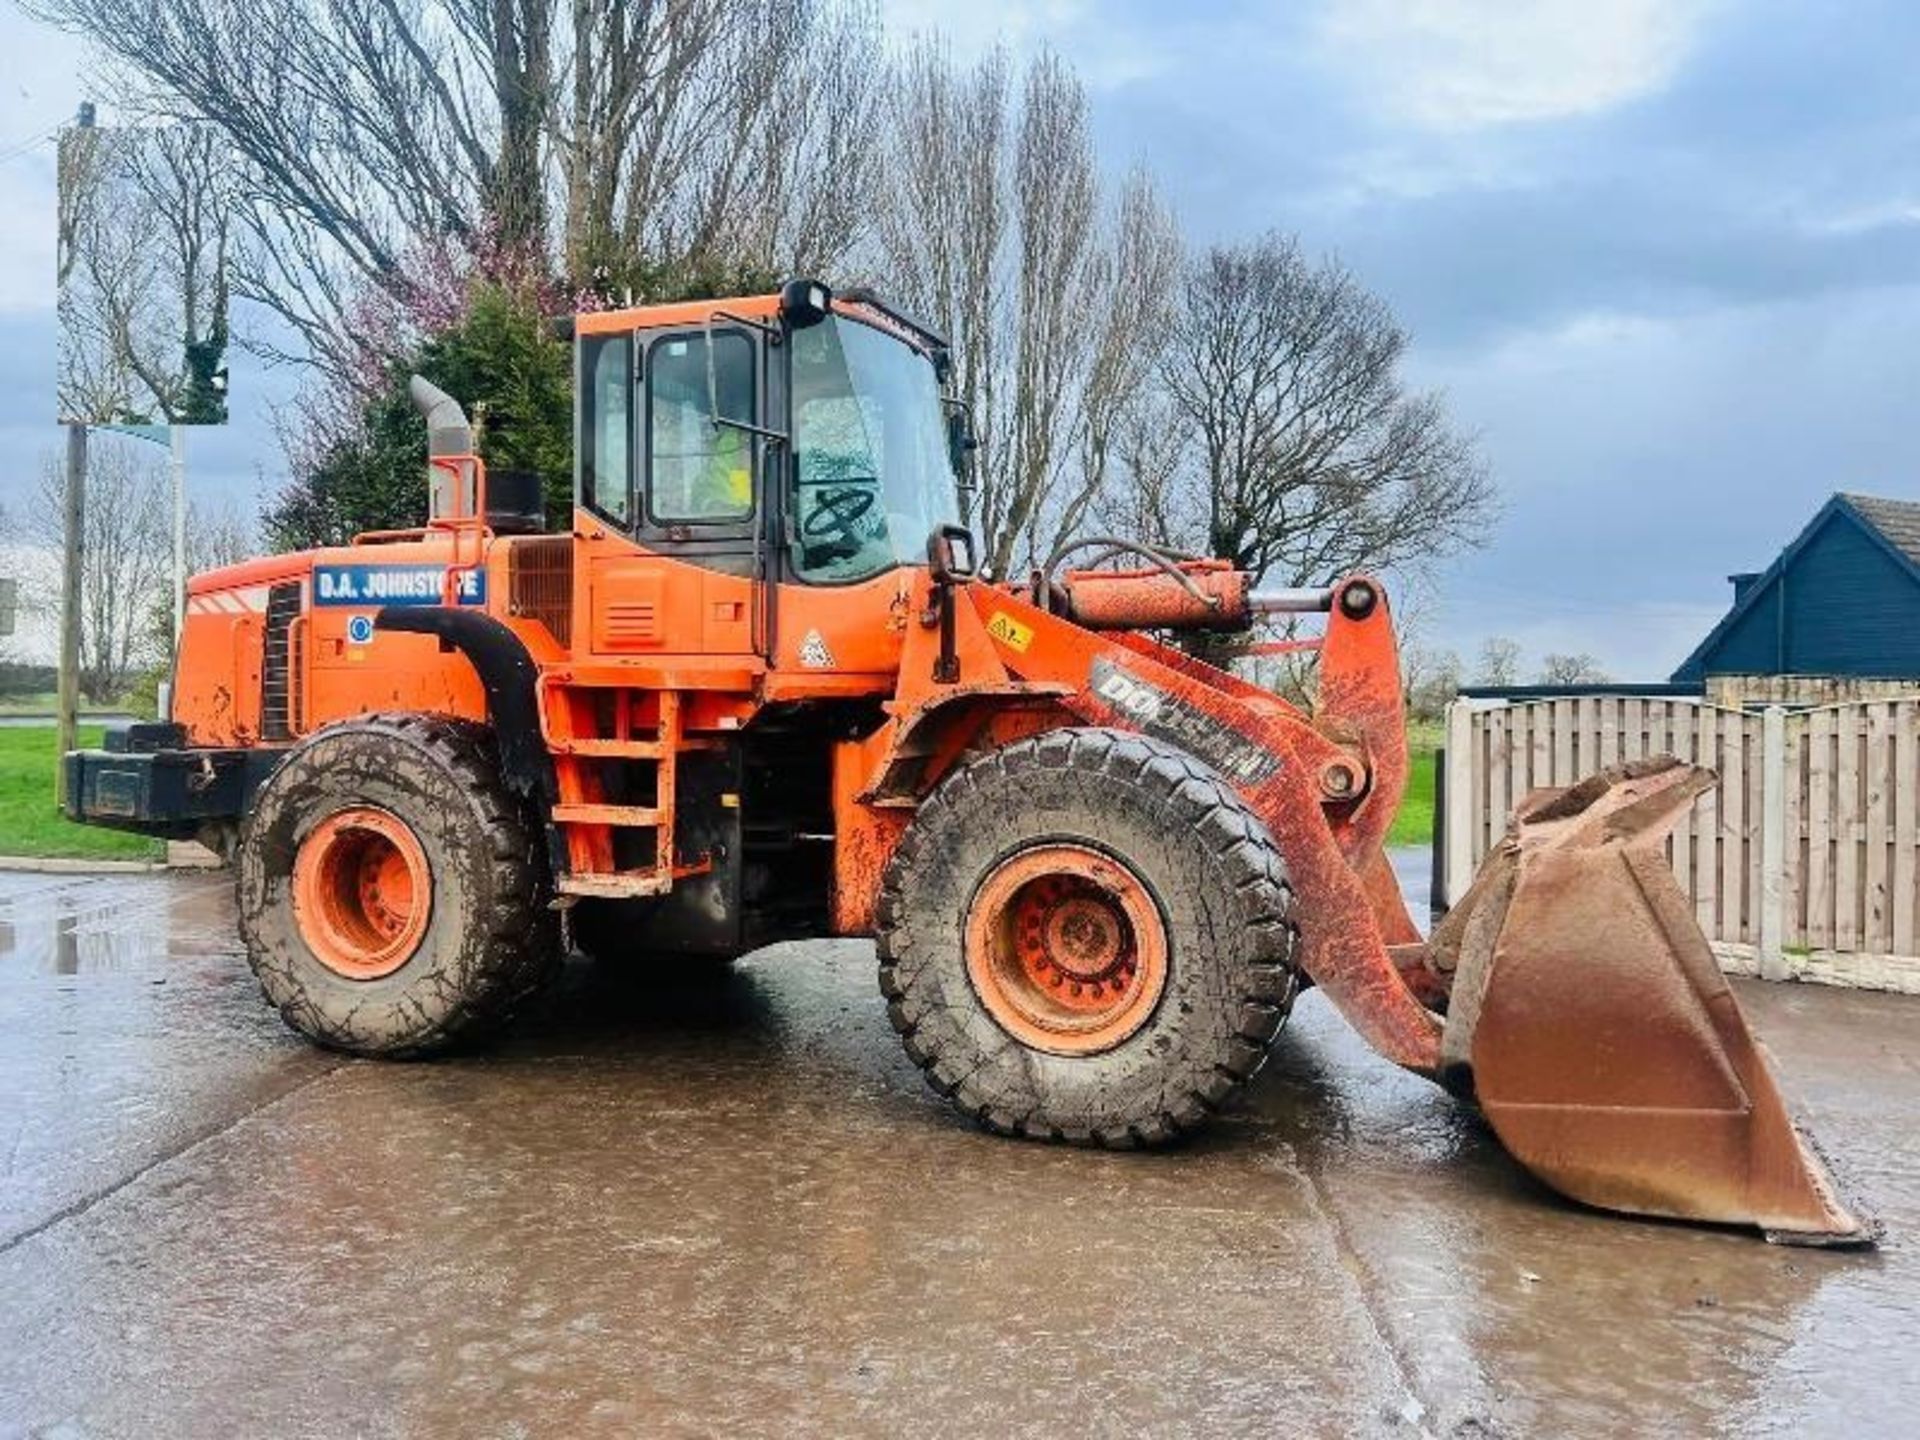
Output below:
[1428,758,1876,1246]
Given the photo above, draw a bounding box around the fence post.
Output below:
[1429,749,1448,922]
[1443,699,1475,908]
[1759,705,1789,981]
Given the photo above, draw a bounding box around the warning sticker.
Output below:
[798,629,836,668]
[985,611,1034,653]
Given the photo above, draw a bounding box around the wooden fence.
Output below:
[1441,695,1920,992]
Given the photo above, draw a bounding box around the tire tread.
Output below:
[237,711,558,1057]
[875,726,1298,1149]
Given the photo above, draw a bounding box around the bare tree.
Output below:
[593,0,884,292]
[0,500,17,664]
[1539,653,1609,685]
[1140,233,1494,590]
[186,500,257,575]
[57,123,232,424]
[29,446,171,701]
[32,0,886,387]
[57,123,141,423]
[146,499,258,663]
[1476,636,1523,687]
[34,0,537,375]
[1049,169,1183,547]
[873,44,1180,577]
[872,42,1010,542]
[129,125,234,422]
[1404,645,1463,721]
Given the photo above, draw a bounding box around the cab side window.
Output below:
[580,334,633,526]
[648,332,755,524]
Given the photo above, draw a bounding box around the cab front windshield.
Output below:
[790,314,962,582]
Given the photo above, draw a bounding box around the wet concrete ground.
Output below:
[0,867,1916,1438]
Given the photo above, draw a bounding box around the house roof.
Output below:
[1844,493,1920,569]
[1670,492,1920,681]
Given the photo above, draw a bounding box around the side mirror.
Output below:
[943,399,979,488]
[779,278,833,330]
[928,523,978,583]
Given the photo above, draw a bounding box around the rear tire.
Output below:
[237,713,559,1057]
[876,727,1298,1147]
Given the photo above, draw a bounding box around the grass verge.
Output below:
[1389,748,1436,846]
[0,726,162,861]
[0,692,130,717]
[1387,720,1443,847]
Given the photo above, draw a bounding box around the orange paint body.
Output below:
[172,495,1427,1063]
[122,284,1870,1245]
[154,283,1434,1089]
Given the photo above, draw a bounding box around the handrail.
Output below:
[286,612,311,734]
[428,452,490,605]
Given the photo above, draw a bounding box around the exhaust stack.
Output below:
[409,374,472,460]
[409,374,479,525]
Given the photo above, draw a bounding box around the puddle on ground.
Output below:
[0,869,1913,1436]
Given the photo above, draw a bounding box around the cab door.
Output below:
[575,324,766,659]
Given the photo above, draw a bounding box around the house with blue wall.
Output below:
[1672,493,1920,683]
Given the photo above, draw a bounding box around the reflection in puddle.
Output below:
[0,874,224,976]
[55,912,78,975]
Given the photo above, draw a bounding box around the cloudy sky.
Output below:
[0,0,281,641]
[2,0,1916,678]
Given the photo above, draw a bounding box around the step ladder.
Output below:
[545,687,713,900]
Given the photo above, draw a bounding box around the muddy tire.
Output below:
[237,712,559,1057]
[876,727,1298,1147]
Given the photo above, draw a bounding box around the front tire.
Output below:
[237,713,559,1057]
[877,728,1298,1147]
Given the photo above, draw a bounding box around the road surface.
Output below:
[0,865,1915,1437]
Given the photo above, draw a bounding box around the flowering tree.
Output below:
[266,277,574,550]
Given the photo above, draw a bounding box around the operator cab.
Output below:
[572,280,974,598]
[559,282,979,953]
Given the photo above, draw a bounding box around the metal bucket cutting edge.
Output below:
[1425,758,1878,1247]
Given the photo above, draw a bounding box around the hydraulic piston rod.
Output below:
[1247,586,1336,615]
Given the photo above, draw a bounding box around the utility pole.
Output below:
[170,427,186,637]
[54,99,94,807]
[56,422,86,805]
[163,425,186,720]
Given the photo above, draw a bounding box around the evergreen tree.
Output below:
[265,284,571,549]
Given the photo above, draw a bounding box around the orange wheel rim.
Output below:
[291,807,432,980]
[965,843,1169,1056]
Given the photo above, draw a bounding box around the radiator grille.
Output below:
[261,580,304,740]
[509,536,574,647]
[601,602,659,643]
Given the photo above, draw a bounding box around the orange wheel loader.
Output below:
[64,280,1874,1245]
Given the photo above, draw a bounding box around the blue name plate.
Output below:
[313,564,487,608]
